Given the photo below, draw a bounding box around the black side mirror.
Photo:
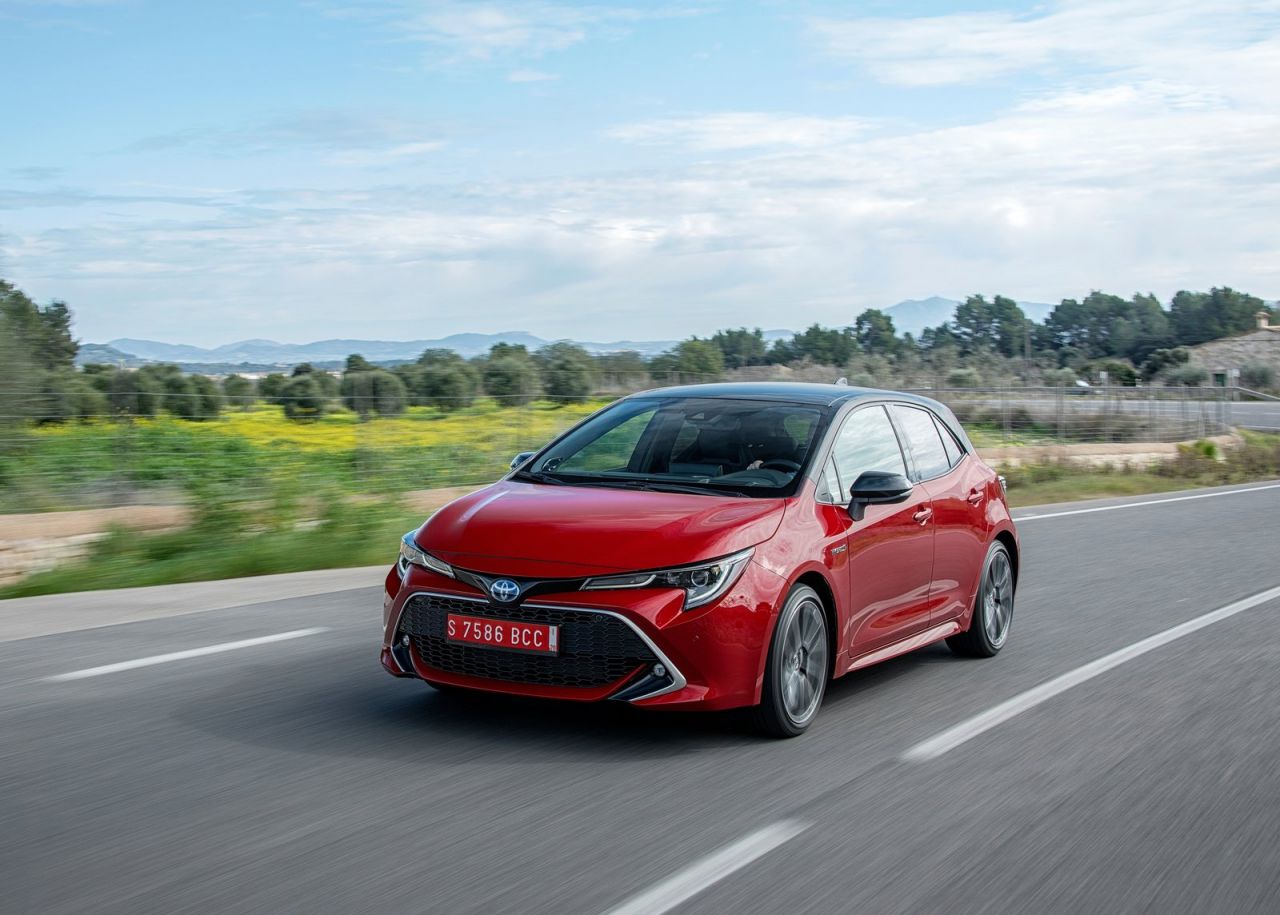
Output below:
[509,451,536,471]
[848,470,913,521]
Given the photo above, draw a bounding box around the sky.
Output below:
[2,0,1278,346]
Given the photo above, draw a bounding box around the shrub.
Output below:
[1165,364,1208,387]
[1239,362,1276,391]
[946,367,982,388]
[282,374,327,421]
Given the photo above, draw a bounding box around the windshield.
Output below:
[516,396,828,497]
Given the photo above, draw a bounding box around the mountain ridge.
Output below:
[91,298,1054,365]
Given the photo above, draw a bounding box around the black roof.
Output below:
[628,381,943,410]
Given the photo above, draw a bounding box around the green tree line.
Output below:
[2,276,1275,428]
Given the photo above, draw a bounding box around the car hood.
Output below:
[417,480,786,578]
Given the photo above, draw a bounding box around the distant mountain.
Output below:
[97,300,1064,369]
[75,343,146,367]
[104,331,682,365]
[883,297,1055,337]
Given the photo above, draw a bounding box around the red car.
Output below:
[381,383,1018,736]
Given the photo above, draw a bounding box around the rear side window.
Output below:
[892,405,952,482]
[829,405,908,499]
[935,415,963,468]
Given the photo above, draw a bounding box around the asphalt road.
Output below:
[4,481,1280,914]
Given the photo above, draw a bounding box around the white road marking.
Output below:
[903,584,1280,762]
[603,820,809,915]
[1014,482,1280,521]
[44,628,329,682]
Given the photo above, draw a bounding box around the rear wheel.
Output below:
[753,585,829,738]
[947,541,1014,658]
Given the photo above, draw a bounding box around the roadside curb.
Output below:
[0,565,388,643]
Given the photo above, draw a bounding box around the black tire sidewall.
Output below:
[974,542,1012,654]
[760,584,827,736]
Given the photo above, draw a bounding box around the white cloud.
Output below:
[811,0,1280,87]
[397,1,700,63]
[608,113,872,151]
[5,1,1280,343]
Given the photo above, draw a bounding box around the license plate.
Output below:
[445,613,559,655]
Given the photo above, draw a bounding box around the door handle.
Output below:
[913,508,933,525]
[967,488,984,505]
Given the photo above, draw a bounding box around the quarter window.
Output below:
[829,405,908,500]
[935,415,963,468]
[892,405,952,481]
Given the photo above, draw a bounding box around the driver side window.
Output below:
[827,405,908,502]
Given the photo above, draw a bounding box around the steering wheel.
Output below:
[761,459,802,473]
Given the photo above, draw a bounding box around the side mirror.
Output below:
[848,470,913,521]
[509,451,536,471]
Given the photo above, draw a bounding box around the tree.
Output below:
[779,324,857,365]
[188,375,224,420]
[409,350,479,411]
[107,369,163,418]
[344,353,373,373]
[671,338,725,379]
[33,368,109,423]
[1139,346,1190,382]
[137,363,219,419]
[1170,287,1266,346]
[222,374,256,409]
[854,309,898,355]
[595,350,649,389]
[291,362,338,397]
[281,374,327,421]
[483,357,541,405]
[0,280,78,372]
[258,373,289,404]
[535,342,596,402]
[0,279,81,424]
[953,294,1029,357]
[341,369,407,419]
[710,327,768,369]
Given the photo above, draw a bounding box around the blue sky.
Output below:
[2,0,1278,345]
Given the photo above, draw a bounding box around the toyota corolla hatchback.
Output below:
[381,383,1019,736]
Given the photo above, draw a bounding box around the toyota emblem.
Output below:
[489,579,520,603]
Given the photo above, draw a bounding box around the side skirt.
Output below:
[840,619,963,676]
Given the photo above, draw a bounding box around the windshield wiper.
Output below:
[573,478,753,498]
[511,469,568,486]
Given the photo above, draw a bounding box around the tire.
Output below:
[947,541,1015,658]
[753,585,830,738]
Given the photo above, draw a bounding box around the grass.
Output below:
[0,491,426,598]
[999,430,1280,507]
[3,412,1278,599]
[0,399,605,512]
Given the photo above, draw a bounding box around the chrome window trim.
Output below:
[402,589,688,702]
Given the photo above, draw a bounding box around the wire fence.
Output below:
[0,384,1244,514]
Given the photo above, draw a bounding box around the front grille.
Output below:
[399,593,656,690]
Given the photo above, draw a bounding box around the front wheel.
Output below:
[753,585,829,738]
[947,541,1014,658]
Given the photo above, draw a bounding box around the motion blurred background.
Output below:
[3,2,1280,913]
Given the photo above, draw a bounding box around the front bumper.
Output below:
[381,560,785,711]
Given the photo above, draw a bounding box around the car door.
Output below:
[826,404,936,658]
[889,404,989,625]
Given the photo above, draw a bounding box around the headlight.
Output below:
[582,548,753,610]
[398,532,455,579]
